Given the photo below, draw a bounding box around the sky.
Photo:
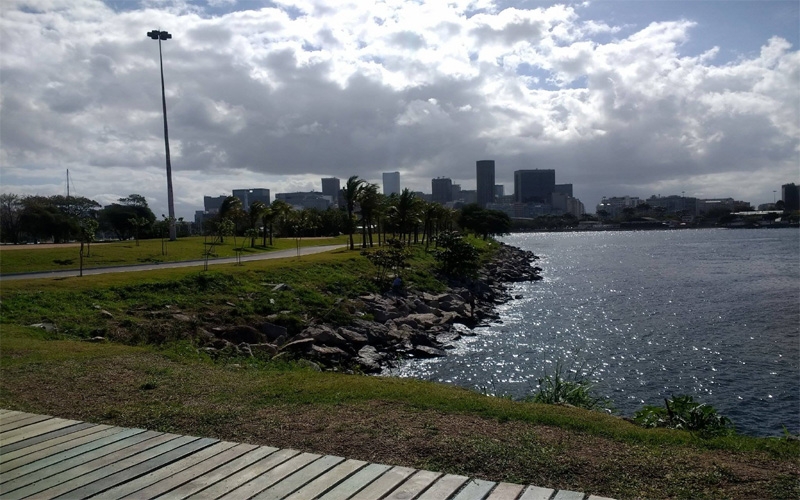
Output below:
[1,0,798,219]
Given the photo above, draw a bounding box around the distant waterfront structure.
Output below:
[476,160,496,208]
[431,177,453,204]
[514,169,555,204]
[321,178,341,207]
[782,183,800,210]
[232,188,270,208]
[383,172,400,196]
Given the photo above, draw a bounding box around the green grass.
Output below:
[0,235,348,274]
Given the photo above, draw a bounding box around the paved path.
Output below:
[0,410,614,500]
[0,245,346,282]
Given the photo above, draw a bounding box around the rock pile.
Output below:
[198,243,542,372]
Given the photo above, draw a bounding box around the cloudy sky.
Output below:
[1,0,798,218]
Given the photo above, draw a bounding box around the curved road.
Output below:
[0,244,346,282]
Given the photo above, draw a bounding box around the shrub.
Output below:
[432,231,480,278]
[633,394,735,437]
[526,362,613,413]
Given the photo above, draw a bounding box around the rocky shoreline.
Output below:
[199,243,542,373]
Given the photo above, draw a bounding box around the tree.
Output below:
[78,218,99,276]
[0,193,23,244]
[128,216,151,246]
[342,175,365,250]
[269,199,293,240]
[433,231,481,278]
[357,183,380,248]
[118,194,149,208]
[247,201,267,248]
[458,204,511,240]
[98,202,156,240]
[216,196,243,243]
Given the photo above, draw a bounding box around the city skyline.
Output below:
[1,1,798,220]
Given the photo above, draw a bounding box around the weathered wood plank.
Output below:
[109,441,249,500]
[384,469,442,500]
[217,452,320,500]
[451,479,496,500]
[518,485,557,500]
[252,454,345,500]
[316,463,392,500]
[184,447,297,500]
[0,422,102,463]
[0,414,52,433]
[348,466,416,500]
[1,417,74,445]
[486,482,526,500]
[282,459,368,500]
[0,411,36,425]
[416,474,471,500]
[0,424,114,472]
[163,445,277,499]
[21,434,192,499]
[553,490,586,500]
[51,436,216,499]
[587,495,616,500]
[0,427,146,487]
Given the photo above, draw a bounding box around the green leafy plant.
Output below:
[633,394,735,437]
[526,362,613,413]
[361,238,409,285]
[432,231,480,278]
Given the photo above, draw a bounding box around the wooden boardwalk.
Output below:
[0,410,614,500]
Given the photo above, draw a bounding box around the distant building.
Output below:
[595,196,640,218]
[383,172,401,196]
[321,178,341,207]
[203,195,227,214]
[514,169,555,204]
[431,177,453,204]
[451,184,462,201]
[476,160,496,207]
[782,183,799,211]
[460,189,477,205]
[275,192,332,211]
[232,188,270,209]
[647,195,698,216]
[494,184,504,199]
[554,183,573,197]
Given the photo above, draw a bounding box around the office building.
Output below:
[782,183,799,211]
[203,195,227,214]
[451,184,462,201]
[494,185,504,199]
[383,172,401,196]
[476,160,496,208]
[321,178,341,207]
[275,192,333,211]
[232,188,270,209]
[514,169,555,204]
[554,184,573,197]
[432,177,453,204]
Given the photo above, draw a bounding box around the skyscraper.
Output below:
[514,169,555,204]
[383,172,400,196]
[431,177,453,204]
[476,160,496,207]
[321,177,340,207]
[232,188,270,208]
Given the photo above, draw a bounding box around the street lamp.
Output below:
[147,29,176,241]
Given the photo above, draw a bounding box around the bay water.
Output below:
[391,228,799,436]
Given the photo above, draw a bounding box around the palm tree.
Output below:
[357,183,380,248]
[393,188,419,244]
[269,199,293,242]
[217,196,243,243]
[247,200,267,248]
[342,175,365,250]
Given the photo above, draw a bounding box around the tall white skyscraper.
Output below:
[383,171,400,196]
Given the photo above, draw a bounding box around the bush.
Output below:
[633,394,735,437]
[432,231,480,278]
[526,362,613,413]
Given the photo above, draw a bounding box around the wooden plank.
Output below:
[283,459,368,500]
[183,447,296,500]
[384,469,442,500]
[100,441,246,500]
[164,445,277,499]
[0,418,81,447]
[486,482,526,500]
[0,411,37,425]
[348,466,417,500]
[317,463,392,500]
[519,485,557,500]
[0,427,147,487]
[252,454,345,500]
[553,490,586,500]
[0,415,61,439]
[451,479,496,500]
[587,495,616,500]
[17,434,190,499]
[1,424,112,471]
[52,436,216,499]
[217,452,320,500]
[0,422,99,458]
[0,414,52,433]
[417,474,471,500]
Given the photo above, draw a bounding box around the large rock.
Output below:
[356,345,383,373]
[280,337,315,353]
[255,322,288,342]
[411,345,447,358]
[212,325,265,344]
[337,328,369,346]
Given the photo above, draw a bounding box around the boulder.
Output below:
[255,322,288,342]
[337,328,368,346]
[212,325,265,344]
[280,337,315,353]
[250,343,278,357]
[411,345,447,358]
[355,345,383,373]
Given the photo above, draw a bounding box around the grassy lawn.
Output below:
[0,243,797,499]
[0,235,348,275]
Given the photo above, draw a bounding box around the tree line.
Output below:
[0,176,512,246]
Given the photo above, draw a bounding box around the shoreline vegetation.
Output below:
[1,236,798,499]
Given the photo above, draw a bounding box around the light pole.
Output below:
[147,29,176,241]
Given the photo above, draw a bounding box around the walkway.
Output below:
[0,410,613,500]
[0,245,345,282]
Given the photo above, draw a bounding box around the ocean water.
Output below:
[391,228,800,436]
